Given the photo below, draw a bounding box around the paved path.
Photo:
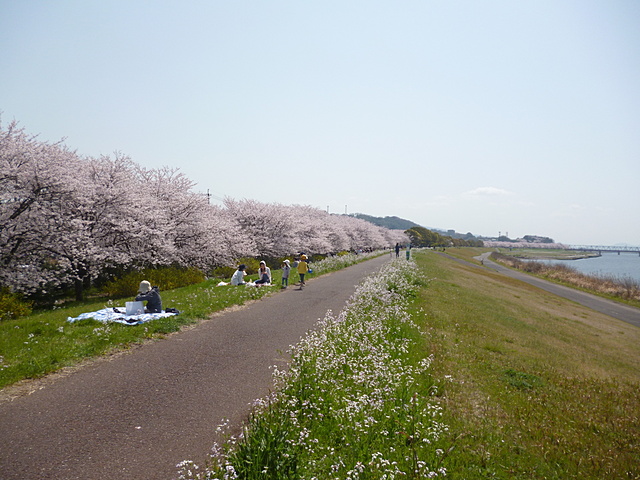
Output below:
[449,251,640,328]
[0,254,392,480]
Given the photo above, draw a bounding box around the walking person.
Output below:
[395,243,400,258]
[297,254,309,287]
[281,259,291,288]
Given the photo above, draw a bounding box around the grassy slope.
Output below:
[410,250,640,479]
[0,253,383,391]
[0,278,273,389]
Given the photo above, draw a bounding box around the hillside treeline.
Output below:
[0,120,407,302]
[350,213,420,231]
[405,226,484,248]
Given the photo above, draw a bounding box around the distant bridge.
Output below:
[566,245,640,256]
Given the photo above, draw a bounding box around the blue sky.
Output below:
[1,1,639,246]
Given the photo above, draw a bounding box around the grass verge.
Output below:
[0,252,383,390]
[413,250,640,479]
[178,249,640,479]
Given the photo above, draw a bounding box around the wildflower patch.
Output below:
[179,259,449,479]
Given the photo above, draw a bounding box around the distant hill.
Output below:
[352,213,560,245]
[350,214,421,230]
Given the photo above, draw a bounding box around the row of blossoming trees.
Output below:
[1,120,407,300]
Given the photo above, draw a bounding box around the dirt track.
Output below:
[0,254,392,480]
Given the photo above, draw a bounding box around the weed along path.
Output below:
[0,254,392,480]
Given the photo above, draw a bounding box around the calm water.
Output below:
[536,252,640,283]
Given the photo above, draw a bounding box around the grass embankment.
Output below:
[495,248,600,260]
[443,247,640,307]
[179,250,639,479]
[0,252,382,390]
[414,250,640,479]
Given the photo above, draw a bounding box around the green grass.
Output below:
[178,259,446,479]
[0,252,384,389]
[494,247,600,260]
[412,250,640,479]
[0,278,272,388]
[6,248,639,479]
[179,250,640,479]
[441,247,640,308]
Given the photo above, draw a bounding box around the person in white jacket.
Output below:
[255,261,272,285]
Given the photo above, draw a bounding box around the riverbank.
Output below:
[495,247,600,260]
[439,247,640,308]
[491,251,640,306]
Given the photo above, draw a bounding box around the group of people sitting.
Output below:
[133,255,311,314]
[230,255,310,288]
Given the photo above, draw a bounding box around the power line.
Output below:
[202,189,225,204]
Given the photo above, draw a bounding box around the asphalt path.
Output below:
[446,251,640,328]
[0,254,392,480]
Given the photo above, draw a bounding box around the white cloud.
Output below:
[463,187,514,197]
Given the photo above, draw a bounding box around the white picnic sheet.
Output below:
[67,307,178,325]
[216,281,270,287]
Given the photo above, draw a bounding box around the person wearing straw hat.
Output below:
[135,280,163,313]
[297,254,309,286]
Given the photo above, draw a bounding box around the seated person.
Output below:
[255,261,272,285]
[135,280,163,313]
[230,264,247,285]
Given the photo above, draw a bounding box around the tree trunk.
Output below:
[74,278,84,302]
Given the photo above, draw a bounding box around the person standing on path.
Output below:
[281,259,291,288]
[395,243,400,258]
[297,254,309,285]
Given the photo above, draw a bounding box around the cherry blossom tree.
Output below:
[0,120,87,294]
[50,153,161,300]
[199,204,256,267]
[120,166,256,271]
[223,198,299,257]
[1,119,409,303]
[285,204,331,254]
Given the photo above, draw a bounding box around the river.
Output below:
[536,252,640,283]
